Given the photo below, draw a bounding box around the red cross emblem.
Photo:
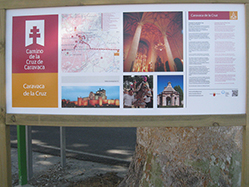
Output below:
[29,26,40,44]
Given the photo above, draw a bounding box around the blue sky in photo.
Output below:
[157,75,183,94]
[62,86,120,101]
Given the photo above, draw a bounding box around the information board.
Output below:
[6,4,246,115]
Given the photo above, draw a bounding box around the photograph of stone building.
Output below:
[62,86,120,108]
[157,75,183,107]
[123,12,183,72]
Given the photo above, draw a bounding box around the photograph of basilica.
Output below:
[123,12,183,72]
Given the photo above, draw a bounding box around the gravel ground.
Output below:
[11,149,127,187]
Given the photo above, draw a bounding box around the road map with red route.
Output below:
[61,13,120,73]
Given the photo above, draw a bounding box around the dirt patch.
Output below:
[11,149,127,187]
[13,163,125,187]
[69,172,123,187]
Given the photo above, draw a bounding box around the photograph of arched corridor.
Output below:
[123,12,183,72]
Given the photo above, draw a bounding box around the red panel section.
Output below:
[188,11,230,20]
[12,15,58,73]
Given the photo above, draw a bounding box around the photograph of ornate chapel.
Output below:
[157,75,183,108]
[123,12,183,72]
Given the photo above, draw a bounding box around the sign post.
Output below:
[17,125,28,185]
[242,4,249,186]
[0,8,12,187]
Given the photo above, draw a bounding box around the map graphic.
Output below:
[61,13,120,73]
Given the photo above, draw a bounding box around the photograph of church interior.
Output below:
[123,11,183,72]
